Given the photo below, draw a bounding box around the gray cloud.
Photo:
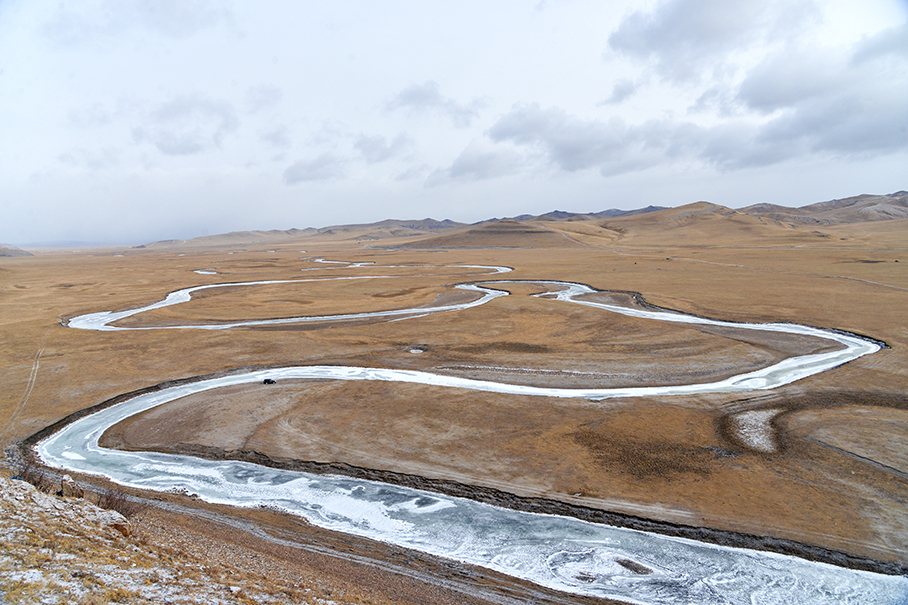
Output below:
[43,0,232,46]
[448,148,521,180]
[307,121,349,147]
[489,94,908,176]
[429,144,523,185]
[599,79,638,105]
[494,6,908,177]
[689,86,740,116]
[133,95,239,156]
[731,29,908,161]
[757,93,908,159]
[736,52,842,114]
[261,126,292,150]
[489,104,721,173]
[394,164,431,182]
[354,133,413,163]
[115,0,232,38]
[489,104,639,172]
[697,122,793,169]
[852,22,908,64]
[57,147,120,171]
[608,0,819,82]
[67,104,113,128]
[386,81,484,127]
[604,0,908,167]
[283,154,346,184]
[246,86,283,114]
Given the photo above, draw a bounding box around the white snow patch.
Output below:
[730,409,782,453]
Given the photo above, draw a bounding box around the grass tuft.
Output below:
[97,489,146,519]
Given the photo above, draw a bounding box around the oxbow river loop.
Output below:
[39,265,905,604]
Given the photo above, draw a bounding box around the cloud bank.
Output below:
[1,0,905,244]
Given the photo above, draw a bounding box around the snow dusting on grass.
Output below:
[0,476,368,604]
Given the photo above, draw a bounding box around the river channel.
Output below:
[38,267,906,604]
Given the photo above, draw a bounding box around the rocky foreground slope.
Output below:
[0,475,377,604]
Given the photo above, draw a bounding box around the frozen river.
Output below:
[40,269,905,604]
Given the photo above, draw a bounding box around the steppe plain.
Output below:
[2,194,907,603]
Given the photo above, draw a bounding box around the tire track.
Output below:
[2,345,44,439]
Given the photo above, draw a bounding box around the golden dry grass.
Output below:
[2,205,907,579]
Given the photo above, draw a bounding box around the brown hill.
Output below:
[138,228,318,249]
[741,191,908,224]
[401,220,585,248]
[308,218,466,242]
[550,201,857,248]
[398,197,908,250]
[139,219,466,248]
[506,206,667,222]
[323,218,463,233]
[0,244,33,257]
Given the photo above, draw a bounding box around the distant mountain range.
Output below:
[502,205,669,222]
[4,192,904,253]
[740,191,908,224]
[134,206,676,248]
[122,189,908,249]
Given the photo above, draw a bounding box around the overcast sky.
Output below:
[1,0,906,245]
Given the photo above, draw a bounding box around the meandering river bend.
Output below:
[38,265,906,604]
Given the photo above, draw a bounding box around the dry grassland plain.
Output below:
[2,205,907,600]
